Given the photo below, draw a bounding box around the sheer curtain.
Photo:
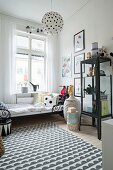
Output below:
[46,35,59,93]
[1,16,16,103]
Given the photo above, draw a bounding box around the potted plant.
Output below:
[21,81,28,93]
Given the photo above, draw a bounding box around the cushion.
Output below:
[33,92,59,105]
[33,93,39,104]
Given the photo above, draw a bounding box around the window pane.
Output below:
[31,39,45,51]
[16,54,28,91]
[31,56,44,90]
[16,35,29,49]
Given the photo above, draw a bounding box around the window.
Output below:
[16,35,29,49]
[16,32,46,92]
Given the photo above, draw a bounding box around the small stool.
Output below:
[0,109,12,136]
[0,136,5,157]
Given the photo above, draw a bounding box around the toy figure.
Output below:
[61,86,67,96]
[59,86,69,104]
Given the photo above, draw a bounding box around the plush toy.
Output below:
[99,46,108,57]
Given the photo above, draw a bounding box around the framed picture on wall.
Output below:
[74,77,85,97]
[62,55,72,77]
[74,30,85,53]
[74,53,85,74]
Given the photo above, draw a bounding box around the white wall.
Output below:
[59,0,113,87]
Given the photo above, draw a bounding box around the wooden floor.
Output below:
[12,113,102,150]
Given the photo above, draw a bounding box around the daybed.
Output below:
[6,103,63,117]
[0,92,64,119]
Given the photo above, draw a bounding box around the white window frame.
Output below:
[16,30,46,91]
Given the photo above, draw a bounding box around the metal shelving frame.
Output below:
[80,56,112,140]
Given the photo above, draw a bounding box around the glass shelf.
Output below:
[83,75,111,78]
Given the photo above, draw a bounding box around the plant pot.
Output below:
[21,87,28,93]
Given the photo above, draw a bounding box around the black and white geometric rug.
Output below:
[0,123,102,170]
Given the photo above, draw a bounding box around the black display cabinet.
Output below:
[80,56,112,140]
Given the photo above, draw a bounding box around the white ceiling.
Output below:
[0,0,88,23]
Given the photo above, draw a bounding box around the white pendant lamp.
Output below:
[42,0,64,34]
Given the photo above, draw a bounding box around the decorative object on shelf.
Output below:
[64,86,80,121]
[67,107,79,131]
[84,84,93,95]
[101,100,109,116]
[100,70,106,76]
[26,26,43,34]
[93,100,109,116]
[84,84,107,96]
[99,46,108,58]
[110,52,113,57]
[26,26,35,34]
[42,0,63,34]
[86,52,92,59]
[29,82,39,92]
[62,55,72,77]
[87,69,106,76]
[0,136,5,157]
[87,67,93,76]
[92,67,96,76]
[91,42,99,57]
[74,77,84,97]
[74,30,85,53]
[74,53,85,74]
[91,43,109,58]
[92,42,98,50]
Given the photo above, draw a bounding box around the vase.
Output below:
[63,95,80,121]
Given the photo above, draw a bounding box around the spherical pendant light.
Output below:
[42,11,63,34]
[42,0,63,35]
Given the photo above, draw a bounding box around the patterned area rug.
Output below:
[0,123,102,170]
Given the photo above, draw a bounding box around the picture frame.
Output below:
[62,55,72,77]
[74,77,85,97]
[74,30,85,53]
[74,53,85,74]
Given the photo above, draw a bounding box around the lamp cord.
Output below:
[66,0,91,21]
[51,0,52,11]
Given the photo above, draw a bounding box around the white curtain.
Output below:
[46,35,59,93]
[1,16,16,103]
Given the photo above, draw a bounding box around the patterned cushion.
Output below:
[33,92,59,104]
[44,96,57,107]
